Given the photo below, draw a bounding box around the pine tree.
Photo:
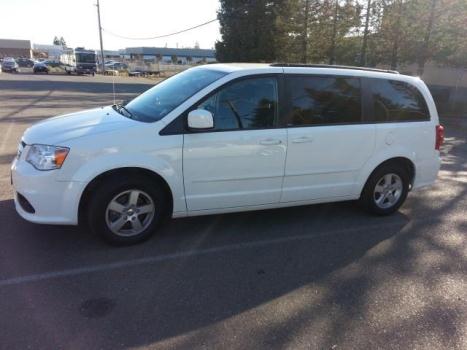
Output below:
[215,0,297,62]
[215,0,467,68]
[59,37,67,48]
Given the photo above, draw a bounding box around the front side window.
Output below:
[285,76,362,126]
[194,77,278,131]
[369,79,429,122]
[125,68,227,123]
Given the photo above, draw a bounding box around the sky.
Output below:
[0,0,221,50]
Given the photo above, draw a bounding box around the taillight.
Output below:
[435,125,444,150]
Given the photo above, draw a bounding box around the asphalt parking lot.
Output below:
[0,72,466,350]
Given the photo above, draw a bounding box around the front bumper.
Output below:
[11,157,84,225]
[77,68,96,74]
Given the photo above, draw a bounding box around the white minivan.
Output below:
[11,64,444,244]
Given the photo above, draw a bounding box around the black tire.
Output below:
[87,175,168,245]
[360,163,409,215]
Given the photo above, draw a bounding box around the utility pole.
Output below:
[96,0,105,74]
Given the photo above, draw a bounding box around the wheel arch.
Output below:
[78,167,174,225]
[359,157,416,198]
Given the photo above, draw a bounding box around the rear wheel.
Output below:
[87,176,167,245]
[360,164,409,215]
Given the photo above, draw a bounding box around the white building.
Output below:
[32,44,64,61]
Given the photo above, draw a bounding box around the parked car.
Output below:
[105,62,128,71]
[1,58,19,73]
[44,60,61,68]
[33,61,49,74]
[11,64,444,245]
[16,58,35,68]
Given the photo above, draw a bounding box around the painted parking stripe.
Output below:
[0,221,408,288]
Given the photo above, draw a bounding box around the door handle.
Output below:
[292,136,314,144]
[259,138,282,146]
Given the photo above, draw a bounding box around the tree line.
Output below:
[53,36,67,47]
[215,0,467,73]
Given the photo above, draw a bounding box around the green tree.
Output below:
[370,0,467,70]
[295,0,361,64]
[215,0,297,62]
[215,0,467,69]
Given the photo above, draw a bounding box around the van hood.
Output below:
[22,106,137,145]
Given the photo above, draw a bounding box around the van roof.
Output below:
[270,63,399,74]
[203,63,418,81]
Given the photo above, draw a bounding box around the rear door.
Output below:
[183,75,287,211]
[281,72,375,202]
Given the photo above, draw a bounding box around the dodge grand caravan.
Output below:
[11,64,444,244]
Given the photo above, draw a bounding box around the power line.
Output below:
[102,19,218,40]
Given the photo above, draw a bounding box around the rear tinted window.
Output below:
[285,76,362,126]
[369,79,429,122]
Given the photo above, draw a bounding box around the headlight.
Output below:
[26,144,70,171]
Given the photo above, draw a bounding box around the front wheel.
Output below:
[360,164,409,215]
[87,176,168,245]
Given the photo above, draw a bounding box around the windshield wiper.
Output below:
[113,104,134,119]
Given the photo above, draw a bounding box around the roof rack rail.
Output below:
[270,63,399,74]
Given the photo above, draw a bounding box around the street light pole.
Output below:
[96,0,105,74]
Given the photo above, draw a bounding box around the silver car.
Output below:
[1,58,19,73]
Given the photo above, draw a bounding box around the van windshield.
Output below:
[125,68,227,122]
[76,53,96,63]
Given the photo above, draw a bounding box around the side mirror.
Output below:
[187,109,214,130]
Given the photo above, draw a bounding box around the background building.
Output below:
[123,47,216,64]
[0,38,31,58]
[32,44,63,61]
[95,49,122,64]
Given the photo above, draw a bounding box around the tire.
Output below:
[87,175,168,245]
[360,163,409,215]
